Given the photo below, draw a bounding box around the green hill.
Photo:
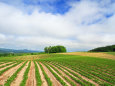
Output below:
[89,45,115,52]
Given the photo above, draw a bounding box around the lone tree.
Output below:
[44,45,66,53]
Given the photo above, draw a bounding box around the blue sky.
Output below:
[0,0,115,51]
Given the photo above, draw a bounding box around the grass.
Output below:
[105,52,115,56]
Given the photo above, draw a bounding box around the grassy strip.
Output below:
[38,62,52,86]
[45,62,76,86]
[0,62,21,75]
[0,62,16,68]
[34,61,42,86]
[4,61,27,86]
[20,61,31,86]
[43,63,67,86]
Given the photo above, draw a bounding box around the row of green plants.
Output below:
[0,62,6,65]
[59,61,114,85]
[39,54,115,85]
[4,61,28,86]
[61,60,115,84]
[79,65,115,84]
[20,61,31,86]
[0,62,16,69]
[46,62,94,86]
[72,61,115,80]
[34,61,42,86]
[55,61,113,86]
[38,62,52,86]
[44,62,76,86]
[0,62,21,75]
[43,62,68,86]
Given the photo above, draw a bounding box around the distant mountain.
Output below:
[89,45,115,52]
[0,48,40,53]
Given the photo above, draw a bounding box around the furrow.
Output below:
[36,62,48,86]
[40,62,61,86]
[10,62,29,86]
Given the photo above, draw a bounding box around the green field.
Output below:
[0,53,115,86]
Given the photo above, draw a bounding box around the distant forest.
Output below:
[89,45,115,52]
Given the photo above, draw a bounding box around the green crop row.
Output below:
[0,62,21,75]
[72,63,115,82]
[53,61,114,86]
[53,62,94,86]
[44,62,76,86]
[43,62,67,86]
[34,61,42,86]
[0,62,16,69]
[38,62,52,86]
[46,62,92,86]
[20,61,31,86]
[4,61,27,86]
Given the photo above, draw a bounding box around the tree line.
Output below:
[89,45,115,52]
[44,45,66,53]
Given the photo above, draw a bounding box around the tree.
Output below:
[44,45,66,53]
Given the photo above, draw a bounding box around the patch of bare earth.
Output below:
[61,52,115,60]
[36,62,48,86]
[48,65,71,86]
[0,62,12,67]
[0,63,17,71]
[0,62,23,85]
[11,62,29,86]
[48,63,80,86]
[40,62,62,86]
[26,61,36,86]
[57,63,99,86]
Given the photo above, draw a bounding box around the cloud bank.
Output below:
[0,0,115,51]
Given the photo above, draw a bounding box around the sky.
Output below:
[0,0,115,52]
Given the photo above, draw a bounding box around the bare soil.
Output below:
[26,61,36,86]
[0,62,12,67]
[49,63,80,86]
[40,62,62,86]
[0,62,23,85]
[11,62,29,86]
[36,62,48,86]
[48,65,71,86]
[0,63,17,71]
[59,63,99,86]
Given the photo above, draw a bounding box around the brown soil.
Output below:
[0,62,23,85]
[0,63,17,71]
[40,62,62,86]
[0,62,12,67]
[36,62,48,86]
[60,52,115,60]
[11,62,29,86]
[48,65,71,86]
[26,61,36,86]
[49,63,80,86]
[58,63,99,86]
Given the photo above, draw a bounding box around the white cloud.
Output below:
[0,1,115,51]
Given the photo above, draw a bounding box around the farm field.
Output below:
[0,52,115,86]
